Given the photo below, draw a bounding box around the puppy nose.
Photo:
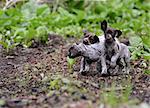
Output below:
[83,39,89,44]
[107,34,112,39]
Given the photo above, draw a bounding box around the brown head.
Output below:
[82,30,99,45]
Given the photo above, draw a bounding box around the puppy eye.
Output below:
[84,33,87,36]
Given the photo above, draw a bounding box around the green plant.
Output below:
[144,69,150,75]
[129,36,150,60]
[48,75,87,97]
[0,0,50,51]
[101,77,137,107]
[0,0,149,59]
[67,56,75,73]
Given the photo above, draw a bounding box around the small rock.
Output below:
[6,56,15,59]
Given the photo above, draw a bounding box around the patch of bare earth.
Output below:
[0,34,149,108]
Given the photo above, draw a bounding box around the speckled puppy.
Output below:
[68,36,107,75]
[100,20,130,74]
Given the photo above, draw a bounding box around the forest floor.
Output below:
[0,34,149,108]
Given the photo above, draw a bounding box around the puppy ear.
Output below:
[75,42,79,45]
[101,20,107,32]
[93,35,99,43]
[115,30,122,38]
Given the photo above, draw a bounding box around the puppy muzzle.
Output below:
[107,34,112,40]
[67,52,75,58]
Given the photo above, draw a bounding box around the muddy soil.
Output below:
[0,34,149,108]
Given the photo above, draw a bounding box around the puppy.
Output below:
[81,30,102,74]
[81,30,121,74]
[101,20,130,74]
[68,36,107,75]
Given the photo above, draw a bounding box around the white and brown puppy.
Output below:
[82,30,98,45]
[81,30,121,74]
[101,20,130,74]
[68,36,107,75]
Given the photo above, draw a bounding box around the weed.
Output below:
[144,69,150,75]
[100,76,138,107]
[48,75,87,98]
[67,56,75,73]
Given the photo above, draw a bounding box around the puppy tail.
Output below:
[120,39,130,46]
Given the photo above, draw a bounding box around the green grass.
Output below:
[101,77,138,107]
[48,75,87,98]
[0,0,150,58]
[144,69,150,75]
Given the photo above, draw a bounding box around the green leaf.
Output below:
[143,53,150,60]
[129,36,142,47]
[73,9,86,22]
[144,70,150,75]
[58,7,70,16]
[0,41,8,49]
[0,10,4,16]
[37,4,50,17]
[13,28,26,37]
[36,26,48,37]
[21,0,39,19]
[23,28,37,43]
[5,8,21,17]
[36,26,48,42]
[141,36,150,47]
[67,56,75,66]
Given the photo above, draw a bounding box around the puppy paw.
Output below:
[84,66,90,72]
[101,68,107,75]
[79,70,83,73]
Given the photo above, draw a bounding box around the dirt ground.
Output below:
[0,34,149,108]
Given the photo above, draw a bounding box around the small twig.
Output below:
[103,87,126,92]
